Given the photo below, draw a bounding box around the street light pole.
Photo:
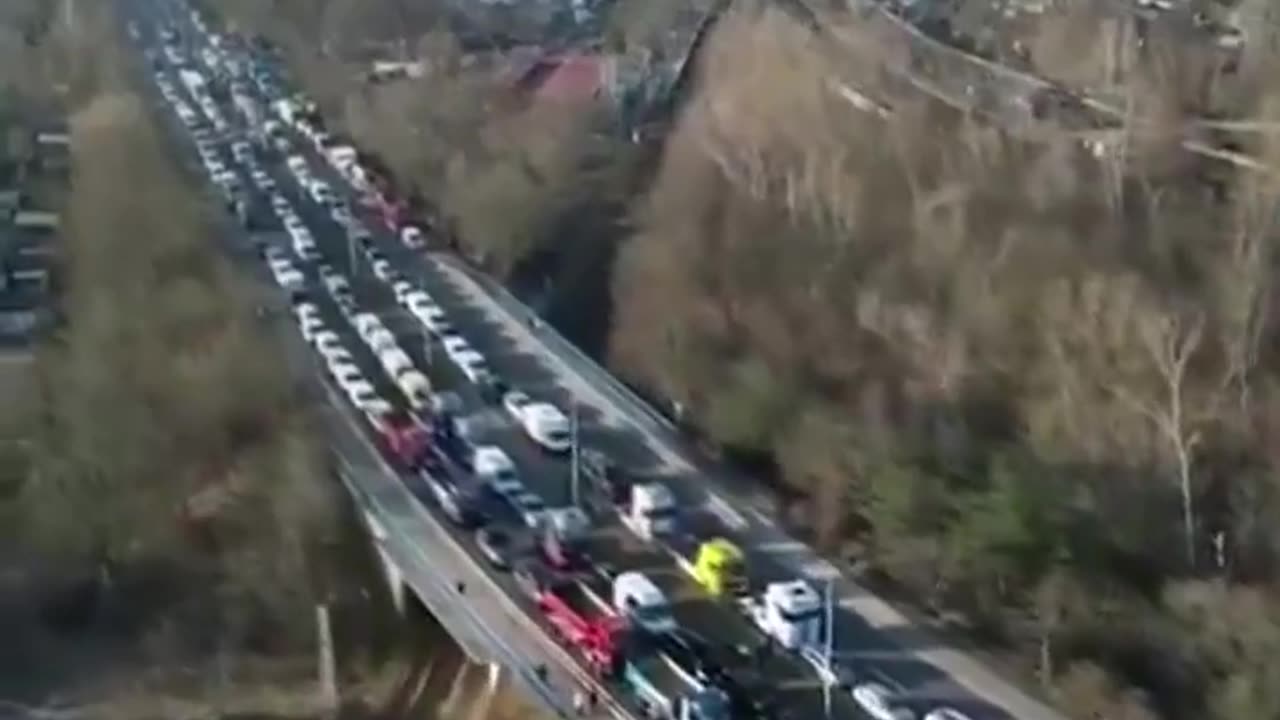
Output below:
[824,579,834,718]
[570,400,580,509]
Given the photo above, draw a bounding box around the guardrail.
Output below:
[437,256,680,438]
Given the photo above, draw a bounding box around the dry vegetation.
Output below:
[209,0,1280,718]
[611,6,1280,720]
[0,4,524,719]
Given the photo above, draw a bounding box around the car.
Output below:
[293,301,320,321]
[353,312,386,340]
[850,683,913,720]
[345,381,380,409]
[455,350,492,385]
[414,304,450,334]
[400,225,425,249]
[298,314,325,342]
[274,267,305,289]
[330,361,362,387]
[519,402,572,454]
[474,527,515,570]
[251,168,275,191]
[330,202,352,225]
[392,280,415,305]
[264,245,290,265]
[371,258,395,282]
[313,331,343,357]
[324,346,354,367]
[441,334,471,361]
[502,390,533,423]
[308,180,333,205]
[472,446,522,496]
[365,327,397,353]
[923,710,971,720]
[511,491,549,529]
[270,193,290,214]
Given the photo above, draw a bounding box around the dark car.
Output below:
[474,527,515,570]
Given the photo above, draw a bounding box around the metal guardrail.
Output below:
[437,256,680,438]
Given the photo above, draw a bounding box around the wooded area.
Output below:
[0,4,494,717]
[211,0,1280,718]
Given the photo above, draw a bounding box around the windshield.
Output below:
[545,429,571,444]
[780,606,822,624]
[691,690,729,720]
[633,603,672,625]
[645,505,677,520]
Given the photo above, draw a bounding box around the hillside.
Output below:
[210,0,1280,718]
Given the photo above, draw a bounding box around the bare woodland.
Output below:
[0,5,530,719]
[201,0,1280,718]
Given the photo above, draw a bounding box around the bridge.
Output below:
[126,1,1078,719]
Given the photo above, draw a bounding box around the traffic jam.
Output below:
[131,4,981,720]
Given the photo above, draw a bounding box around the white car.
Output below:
[455,351,492,386]
[413,303,450,335]
[309,180,333,205]
[330,203,352,225]
[321,272,350,298]
[313,331,344,358]
[299,314,325,342]
[519,402,572,453]
[365,327,397,353]
[330,361,362,387]
[923,710,971,720]
[392,280,416,305]
[270,193,291,215]
[400,225,425,249]
[471,446,522,496]
[353,312,385,338]
[511,491,549,529]
[251,168,275,191]
[851,683,913,720]
[371,258,395,282]
[441,334,471,361]
[270,261,304,288]
[293,301,320,320]
[502,391,534,423]
[346,382,385,412]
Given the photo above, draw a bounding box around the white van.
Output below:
[613,571,677,634]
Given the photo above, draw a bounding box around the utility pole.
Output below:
[824,580,834,718]
[570,400,581,508]
[317,603,338,718]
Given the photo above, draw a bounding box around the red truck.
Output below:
[536,577,624,677]
[367,408,431,470]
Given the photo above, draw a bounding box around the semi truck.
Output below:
[367,409,431,470]
[740,580,824,652]
[612,478,748,599]
[665,535,748,600]
[536,577,624,677]
[622,643,731,720]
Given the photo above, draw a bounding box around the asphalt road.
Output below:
[126,2,1075,720]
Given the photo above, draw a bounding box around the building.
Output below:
[510,52,612,104]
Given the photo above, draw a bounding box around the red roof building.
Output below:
[512,53,609,104]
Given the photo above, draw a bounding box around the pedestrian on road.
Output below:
[455,580,466,595]
[573,689,587,715]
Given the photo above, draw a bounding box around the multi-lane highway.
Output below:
[121,1,1075,719]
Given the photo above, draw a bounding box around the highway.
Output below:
[124,1,1075,720]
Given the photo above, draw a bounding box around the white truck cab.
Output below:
[621,482,678,541]
[613,571,678,635]
[742,580,824,651]
[471,445,521,496]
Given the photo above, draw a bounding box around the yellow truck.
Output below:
[668,536,748,599]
